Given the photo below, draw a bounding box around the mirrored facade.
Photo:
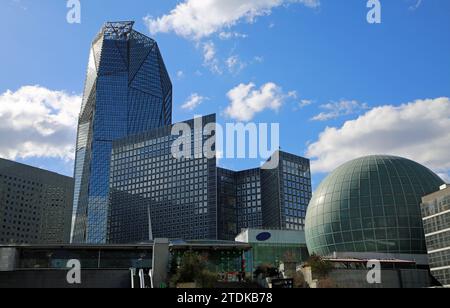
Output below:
[218,151,312,240]
[108,115,217,242]
[236,169,262,230]
[217,168,238,241]
[261,151,312,231]
[71,21,172,244]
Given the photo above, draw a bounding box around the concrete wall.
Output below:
[328,269,401,288]
[0,269,131,288]
[0,248,18,271]
[303,267,431,288]
[152,238,169,288]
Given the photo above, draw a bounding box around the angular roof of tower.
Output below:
[102,21,135,40]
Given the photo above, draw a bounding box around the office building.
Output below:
[236,169,263,231]
[218,151,312,240]
[305,155,444,263]
[262,151,312,231]
[107,115,217,242]
[0,158,74,244]
[72,21,172,244]
[217,167,264,241]
[421,184,450,287]
[107,118,311,243]
[217,168,264,241]
[217,168,238,241]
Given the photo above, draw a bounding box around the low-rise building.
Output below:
[235,228,309,275]
[0,240,251,288]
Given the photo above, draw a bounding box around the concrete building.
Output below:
[421,184,450,287]
[0,158,74,245]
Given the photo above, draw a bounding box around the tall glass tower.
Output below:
[71,21,172,243]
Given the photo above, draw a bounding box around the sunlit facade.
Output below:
[71,21,172,244]
[107,115,217,242]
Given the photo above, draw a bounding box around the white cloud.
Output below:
[409,0,423,10]
[438,173,450,183]
[224,82,295,121]
[299,99,313,108]
[311,99,369,121]
[176,70,185,79]
[203,41,216,62]
[144,0,320,40]
[0,85,81,161]
[307,97,450,181]
[219,31,248,40]
[253,56,264,63]
[226,55,247,74]
[202,41,222,74]
[181,93,208,111]
[11,0,28,10]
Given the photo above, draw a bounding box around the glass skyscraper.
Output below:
[217,151,312,241]
[217,168,238,241]
[261,151,312,231]
[71,21,172,243]
[108,115,217,243]
[236,168,263,230]
[106,118,311,243]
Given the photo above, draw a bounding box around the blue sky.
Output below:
[0,0,449,188]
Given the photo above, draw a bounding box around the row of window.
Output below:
[0,174,44,187]
[422,195,450,219]
[432,268,450,286]
[429,248,450,269]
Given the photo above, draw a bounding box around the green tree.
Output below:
[254,263,279,278]
[305,254,334,279]
[170,251,218,288]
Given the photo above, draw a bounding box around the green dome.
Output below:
[305,155,444,256]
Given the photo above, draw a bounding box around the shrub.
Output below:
[170,251,218,288]
[305,254,334,279]
[254,263,279,279]
[292,271,309,288]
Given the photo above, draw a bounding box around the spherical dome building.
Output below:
[305,155,444,257]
